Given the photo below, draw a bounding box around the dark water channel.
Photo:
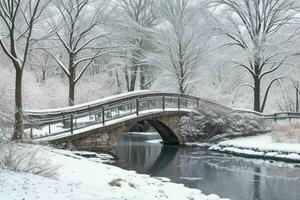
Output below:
[111,133,300,200]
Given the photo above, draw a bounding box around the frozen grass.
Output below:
[272,122,300,144]
[0,141,58,177]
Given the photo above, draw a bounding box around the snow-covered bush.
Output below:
[0,69,14,138]
[272,121,300,143]
[180,106,269,143]
[0,142,58,177]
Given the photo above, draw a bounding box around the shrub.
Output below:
[272,122,300,143]
[0,141,58,177]
[108,178,123,187]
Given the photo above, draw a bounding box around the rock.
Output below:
[180,108,268,143]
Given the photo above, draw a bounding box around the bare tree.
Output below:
[28,51,52,83]
[47,0,112,106]
[213,0,297,112]
[0,0,50,140]
[151,0,211,94]
[119,0,159,91]
[276,79,300,112]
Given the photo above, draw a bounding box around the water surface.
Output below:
[112,133,300,200]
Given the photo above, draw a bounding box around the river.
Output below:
[111,132,300,200]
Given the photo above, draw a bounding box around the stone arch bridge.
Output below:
[23,90,250,150]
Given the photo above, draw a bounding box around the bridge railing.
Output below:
[263,112,300,122]
[24,92,200,140]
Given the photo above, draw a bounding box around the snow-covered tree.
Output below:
[150,0,212,94]
[117,0,159,91]
[46,0,113,106]
[0,0,50,140]
[212,0,298,112]
[28,50,54,83]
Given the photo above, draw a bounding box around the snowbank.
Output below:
[210,134,300,162]
[0,146,230,200]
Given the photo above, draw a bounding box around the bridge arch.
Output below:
[146,119,179,145]
[128,119,180,145]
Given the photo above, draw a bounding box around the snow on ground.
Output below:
[210,134,300,162]
[0,146,229,200]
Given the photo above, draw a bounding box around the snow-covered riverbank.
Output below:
[0,145,229,200]
[210,134,300,162]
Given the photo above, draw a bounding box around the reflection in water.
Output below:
[112,133,162,172]
[253,167,260,200]
[112,133,300,200]
[147,145,178,175]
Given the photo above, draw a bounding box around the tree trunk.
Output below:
[254,76,261,112]
[69,55,75,106]
[129,66,138,91]
[116,70,121,89]
[178,43,185,95]
[179,85,184,95]
[41,68,46,83]
[296,83,299,112]
[69,78,75,106]
[12,69,24,140]
[128,48,141,92]
[140,66,146,90]
[124,66,130,92]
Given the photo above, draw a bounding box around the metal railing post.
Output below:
[70,115,74,134]
[186,98,188,108]
[48,124,51,135]
[136,98,139,116]
[30,127,33,139]
[274,113,277,122]
[197,98,199,110]
[74,115,77,129]
[162,95,165,110]
[178,95,180,110]
[102,107,105,125]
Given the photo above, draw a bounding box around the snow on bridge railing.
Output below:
[23,91,203,140]
[24,90,201,117]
